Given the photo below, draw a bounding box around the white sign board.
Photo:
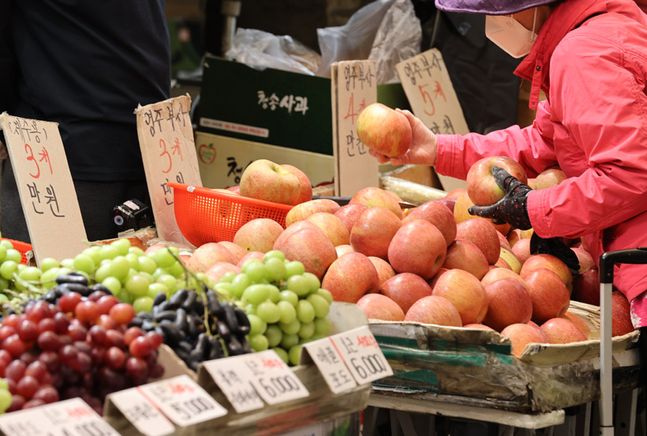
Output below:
[331,61,380,197]
[0,113,87,263]
[109,388,175,436]
[135,95,202,243]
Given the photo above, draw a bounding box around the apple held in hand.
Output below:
[356,103,412,158]
[466,156,527,206]
[239,159,311,205]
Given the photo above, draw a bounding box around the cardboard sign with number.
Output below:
[303,338,358,394]
[396,49,469,135]
[203,354,265,413]
[109,388,175,436]
[0,113,87,264]
[135,95,202,244]
[138,375,227,427]
[0,397,119,436]
[328,326,393,385]
[331,61,380,196]
[243,350,309,405]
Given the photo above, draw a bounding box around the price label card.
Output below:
[303,338,358,394]
[110,388,175,436]
[329,326,393,385]
[330,60,379,197]
[203,354,265,413]
[138,375,227,427]
[0,398,119,436]
[135,95,202,243]
[0,113,87,264]
[243,350,309,405]
[396,49,469,135]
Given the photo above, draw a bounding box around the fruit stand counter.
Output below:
[364,302,642,432]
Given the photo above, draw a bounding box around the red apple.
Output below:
[540,318,587,344]
[282,164,312,204]
[612,292,634,337]
[216,241,247,265]
[205,262,241,283]
[322,252,378,303]
[436,197,457,213]
[335,244,354,257]
[233,218,284,253]
[239,159,302,205]
[454,190,510,234]
[524,269,571,323]
[403,200,457,245]
[497,231,512,250]
[520,254,573,289]
[350,187,403,218]
[306,212,350,246]
[356,103,412,158]
[273,226,337,279]
[189,242,236,272]
[482,279,533,331]
[404,296,462,327]
[499,248,521,273]
[350,208,401,259]
[466,156,527,206]
[511,238,531,264]
[285,199,341,226]
[380,273,433,313]
[442,240,489,280]
[274,221,320,249]
[572,268,600,306]
[368,256,396,287]
[528,168,567,190]
[432,269,488,325]
[500,323,546,358]
[481,268,526,288]
[238,251,265,267]
[573,246,595,273]
[334,204,368,233]
[456,218,500,264]
[562,311,591,338]
[388,219,447,279]
[356,294,405,321]
[464,323,495,331]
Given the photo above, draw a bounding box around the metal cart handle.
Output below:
[598,247,647,436]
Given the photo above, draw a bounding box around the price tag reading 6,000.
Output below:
[329,326,393,385]
[243,350,309,405]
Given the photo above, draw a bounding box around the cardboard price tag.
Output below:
[138,375,227,427]
[396,49,469,135]
[330,60,379,196]
[203,354,265,413]
[329,326,393,385]
[109,388,175,436]
[135,95,201,243]
[243,350,309,405]
[0,113,87,263]
[303,338,357,394]
[0,398,119,436]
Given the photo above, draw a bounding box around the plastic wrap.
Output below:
[225,28,321,75]
[317,0,422,83]
[381,175,448,205]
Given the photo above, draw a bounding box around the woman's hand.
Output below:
[369,109,438,166]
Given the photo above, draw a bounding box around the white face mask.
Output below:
[485,9,538,58]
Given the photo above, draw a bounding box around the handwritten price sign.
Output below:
[330,60,379,197]
[203,354,265,413]
[0,398,119,436]
[138,375,227,427]
[135,95,201,243]
[109,388,175,436]
[0,113,87,263]
[305,326,392,390]
[396,49,469,135]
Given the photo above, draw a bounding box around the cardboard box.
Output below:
[196,56,409,187]
[369,301,641,413]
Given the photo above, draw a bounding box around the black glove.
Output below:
[530,233,580,275]
[468,167,532,230]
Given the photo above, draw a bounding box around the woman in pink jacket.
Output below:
[374,0,647,380]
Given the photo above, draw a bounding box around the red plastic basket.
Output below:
[1,238,33,264]
[168,183,293,246]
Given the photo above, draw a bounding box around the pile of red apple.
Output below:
[190,157,634,359]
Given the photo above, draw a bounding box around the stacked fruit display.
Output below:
[0,278,163,414]
[213,251,333,366]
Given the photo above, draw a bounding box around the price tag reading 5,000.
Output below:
[330,326,393,385]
